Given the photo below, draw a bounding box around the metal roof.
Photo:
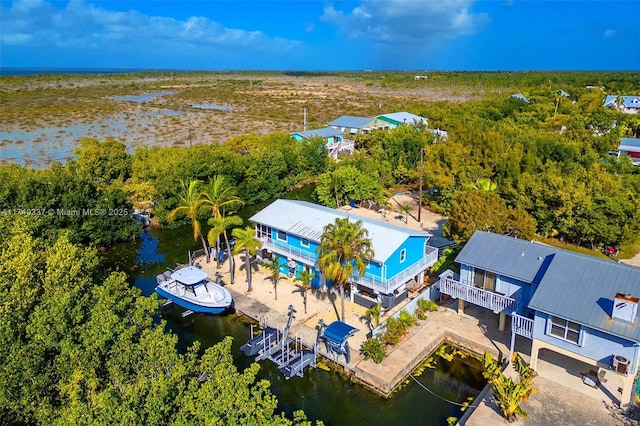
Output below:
[529,250,640,343]
[291,127,344,139]
[604,95,640,109]
[619,137,640,151]
[511,93,530,103]
[458,231,640,342]
[455,231,557,284]
[377,112,428,126]
[249,199,430,263]
[327,115,375,129]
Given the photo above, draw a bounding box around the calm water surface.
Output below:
[104,189,483,425]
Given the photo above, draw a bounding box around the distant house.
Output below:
[556,89,570,98]
[376,112,428,128]
[250,199,438,309]
[618,137,640,165]
[604,95,640,114]
[510,93,530,103]
[439,231,640,406]
[290,127,350,159]
[327,115,389,136]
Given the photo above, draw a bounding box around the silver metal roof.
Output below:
[327,116,375,129]
[249,199,430,262]
[455,231,557,284]
[378,112,428,126]
[291,127,344,139]
[459,231,640,342]
[529,250,640,342]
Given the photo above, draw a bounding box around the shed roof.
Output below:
[250,199,430,263]
[291,127,344,140]
[327,115,375,129]
[377,112,428,126]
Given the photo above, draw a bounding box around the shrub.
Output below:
[361,338,387,363]
[381,317,406,346]
[398,310,416,328]
[418,298,438,312]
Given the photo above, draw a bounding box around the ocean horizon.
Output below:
[0,67,181,76]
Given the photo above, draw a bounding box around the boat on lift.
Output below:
[155,266,233,314]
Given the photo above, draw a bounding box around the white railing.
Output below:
[262,237,439,295]
[439,278,517,314]
[352,247,438,294]
[511,313,534,339]
[260,238,317,266]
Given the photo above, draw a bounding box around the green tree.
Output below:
[232,226,262,293]
[482,351,538,423]
[207,212,243,284]
[265,255,283,301]
[365,302,382,329]
[201,175,244,268]
[294,269,316,314]
[167,179,210,262]
[445,190,536,244]
[399,204,412,223]
[317,218,374,321]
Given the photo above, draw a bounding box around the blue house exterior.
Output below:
[290,127,350,159]
[440,231,640,405]
[250,200,439,309]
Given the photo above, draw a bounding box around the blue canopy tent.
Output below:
[319,320,359,364]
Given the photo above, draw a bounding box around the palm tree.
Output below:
[365,302,382,330]
[294,269,316,314]
[232,226,262,293]
[207,212,243,284]
[264,255,282,301]
[400,204,412,223]
[201,175,244,268]
[317,217,374,321]
[167,179,209,262]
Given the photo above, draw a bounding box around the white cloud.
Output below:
[603,29,616,39]
[1,0,301,55]
[320,0,490,46]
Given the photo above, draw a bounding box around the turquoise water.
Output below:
[103,187,484,425]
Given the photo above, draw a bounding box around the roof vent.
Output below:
[521,252,525,256]
[537,256,543,261]
[612,293,639,323]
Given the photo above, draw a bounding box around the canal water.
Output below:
[104,189,485,425]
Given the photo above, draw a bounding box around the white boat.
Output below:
[155,266,233,314]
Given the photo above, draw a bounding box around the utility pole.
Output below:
[188,114,193,148]
[303,107,307,131]
[418,147,424,223]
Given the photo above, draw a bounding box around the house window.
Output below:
[473,268,496,292]
[400,249,406,263]
[276,230,287,242]
[549,316,581,345]
[300,238,309,248]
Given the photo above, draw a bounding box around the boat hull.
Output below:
[155,284,232,315]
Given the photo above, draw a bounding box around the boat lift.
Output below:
[241,305,317,380]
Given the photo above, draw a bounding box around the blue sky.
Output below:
[1,0,638,70]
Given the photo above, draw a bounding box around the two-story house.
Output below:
[604,95,640,114]
[439,231,640,405]
[290,127,348,159]
[250,199,439,309]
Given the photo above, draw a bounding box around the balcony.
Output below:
[259,238,316,266]
[352,246,439,294]
[511,313,534,339]
[439,277,517,314]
